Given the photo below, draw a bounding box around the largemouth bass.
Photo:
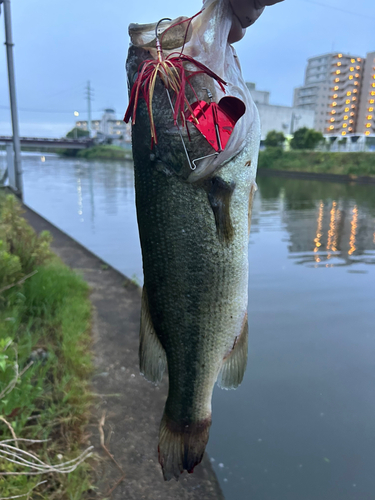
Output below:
[126,0,260,480]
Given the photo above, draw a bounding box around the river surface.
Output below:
[15,153,375,499]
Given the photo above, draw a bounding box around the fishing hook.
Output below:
[155,18,172,38]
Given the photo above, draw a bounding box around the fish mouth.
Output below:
[128,17,193,50]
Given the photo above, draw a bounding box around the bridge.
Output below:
[0,136,94,149]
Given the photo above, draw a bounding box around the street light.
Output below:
[73,111,79,140]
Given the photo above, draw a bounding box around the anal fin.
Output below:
[139,287,167,383]
[217,314,248,390]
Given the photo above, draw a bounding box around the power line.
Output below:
[300,0,375,21]
[0,105,104,114]
[41,81,87,100]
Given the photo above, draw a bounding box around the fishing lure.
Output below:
[124,12,227,147]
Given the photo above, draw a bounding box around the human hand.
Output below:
[228,0,284,43]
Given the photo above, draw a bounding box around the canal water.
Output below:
[18,153,375,499]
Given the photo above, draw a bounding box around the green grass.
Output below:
[76,145,132,160]
[0,194,94,499]
[258,149,375,177]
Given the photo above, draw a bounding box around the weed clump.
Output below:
[0,194,93,499]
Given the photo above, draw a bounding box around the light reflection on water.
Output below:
[22,154,375,500]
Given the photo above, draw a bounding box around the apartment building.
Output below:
[294,52,375,136]
[293,54,335,132]
[76,108,131,142]
[357,51,375,136]
[326,53,364,136]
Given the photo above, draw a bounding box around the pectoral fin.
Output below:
[206,176,236,245]
[139,288,167,383]
[217,314,248,390]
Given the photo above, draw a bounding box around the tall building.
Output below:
[294,51,375,137]
[357,51,375,136]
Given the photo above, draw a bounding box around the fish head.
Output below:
[126,0,259,182]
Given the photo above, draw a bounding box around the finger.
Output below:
[229,0,283,28]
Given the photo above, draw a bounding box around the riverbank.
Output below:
[20,203,224,500]
[77,145,132,160]
[258,149,375,178]
[58,145,132,160]
[0,195,93,499]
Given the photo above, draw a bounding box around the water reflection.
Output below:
[257,176,375,268]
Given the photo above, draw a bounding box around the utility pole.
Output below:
[1,0,23,197]
[85,81,93,137]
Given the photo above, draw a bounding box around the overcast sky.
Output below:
[0,0,374,137]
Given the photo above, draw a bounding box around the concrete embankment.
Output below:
[22,204,224,500]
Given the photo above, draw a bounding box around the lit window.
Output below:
[331,110,336,114]
[338,54,343,58]
[351,58,355,63]
[348,127,353,131]
[329,125,334,130]
[366,123,371,128]
[342,131,346,135]
[343,123,348,128]
[337,62,342,66]
[367,115,373,120]
[336,70,341,74]
[352,97,357,101]
[349,120,353,124]
[371,91,375,96]
[347,91,352,96]
[335,78,340,82]
[330,118,335,122]
[334,86,339,90]
[371,100,375,104]
[373,75,375,80]
[356,66,360,70]
[344,115,348,120]
[345,107,350,112]
[350,67,354,71]
[349,75,354,80]
[373,83,375,87]
[332,102,337,106]
[333,94,338,98]
[353,89,358,93]
[355,74,359,78]
[350,112,355,116]
[365,131,370,136]
[369,107,374,112]
[357,58,361,61]
[354,81,359,86]
[351,105,356,109]
[346,99,350,104]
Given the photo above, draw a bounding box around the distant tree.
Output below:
[290,127,324,150]
[66,127,90,139]
[264,130,285,148]
[58,128,90,157]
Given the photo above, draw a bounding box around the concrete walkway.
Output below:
[23,205,224,500]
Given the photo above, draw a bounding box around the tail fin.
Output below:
[158,412,212,481]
